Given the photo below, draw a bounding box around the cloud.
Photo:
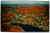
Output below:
[1,1,49,4]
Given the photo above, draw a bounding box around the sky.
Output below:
[1,1,49,4]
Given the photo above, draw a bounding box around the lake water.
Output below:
[12,23,46,32]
